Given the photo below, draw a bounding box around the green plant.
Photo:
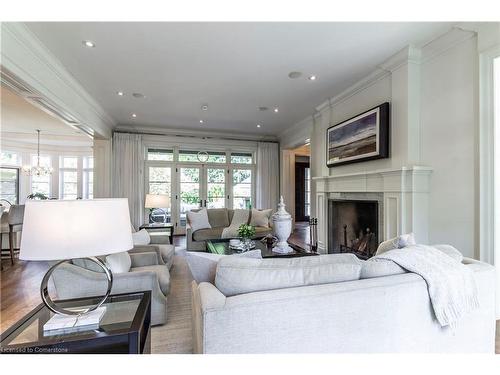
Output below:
[237,224,256,239]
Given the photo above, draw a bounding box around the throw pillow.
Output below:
[105,251,132,273]
[250,209,273,228]
[132,229,151,245]
[215,253,361,297]
[375,232,417,255]
[186,250,262,284]
[187,208,212,232]
[432,244,463,262]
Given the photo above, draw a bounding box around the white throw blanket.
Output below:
[373,244,479,327]
[221,209,250,239]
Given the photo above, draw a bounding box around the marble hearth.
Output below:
[313,166,432,254]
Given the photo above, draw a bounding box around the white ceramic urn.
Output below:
[272,196,293,254]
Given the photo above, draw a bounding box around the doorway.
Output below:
[295,159,310,222]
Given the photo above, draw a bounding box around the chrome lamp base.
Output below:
[40,256,113,316]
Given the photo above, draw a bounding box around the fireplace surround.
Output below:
[313,166,432,254]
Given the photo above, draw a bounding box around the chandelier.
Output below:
[22,129,53,177]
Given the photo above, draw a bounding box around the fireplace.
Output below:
[328,199,378,259]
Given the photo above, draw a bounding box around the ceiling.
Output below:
[0,86,92,146]
[25,22,454,136]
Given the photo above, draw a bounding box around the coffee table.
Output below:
[0,291,151,354]
[206,239,318,258]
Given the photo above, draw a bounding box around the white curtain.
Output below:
[112,133,144,229]
[256,142,279,210]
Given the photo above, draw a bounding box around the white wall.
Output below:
[420,36,478,257]
[306,29,480,258]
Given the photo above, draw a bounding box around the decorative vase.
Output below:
[272,196,293,254]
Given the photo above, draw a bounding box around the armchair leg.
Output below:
[9,227,14,265]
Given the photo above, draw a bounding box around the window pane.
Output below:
[180,168,199,183]
[149,167,171,182]
[147,166,172,222]
[147,148,173,161]
[1,152,20,166]
[31,181,50,196]
[61,157,78,168]
[178,150,200,162]
[207,152,226,163]
[207,168,225,209]
[232,169,252,209]
[231,153,253,164]
[0,167,19,204]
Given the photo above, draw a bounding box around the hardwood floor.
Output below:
[1,228,500,353]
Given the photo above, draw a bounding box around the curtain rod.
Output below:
[112,129,280,144]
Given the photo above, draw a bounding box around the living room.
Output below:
[1,0,499,372]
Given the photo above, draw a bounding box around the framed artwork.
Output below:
[326,102,389,167]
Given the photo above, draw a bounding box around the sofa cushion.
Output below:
[207,208,230,228]
[360,258,407,279]
[105,251,132,273]
[215,253,362,297]
[250,209,273,228]
[187,208,212,232]
[186,249,262,283]
[131,264,170,295]
[193,227,224,241]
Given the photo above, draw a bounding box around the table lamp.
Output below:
[145,194,170,223]
[20,198,133,318]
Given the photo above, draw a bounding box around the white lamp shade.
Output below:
[145,194,170,209]
[20,198,134,261]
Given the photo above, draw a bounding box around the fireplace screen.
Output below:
[328,199,378,259]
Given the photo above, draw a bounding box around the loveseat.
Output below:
[186,208,273,251]
[191,256,496,353]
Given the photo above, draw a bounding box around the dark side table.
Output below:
[0,291,151,354]
[139,223,174,245]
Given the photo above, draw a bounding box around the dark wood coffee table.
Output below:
[0,291,151,354]
[206,239,318,258]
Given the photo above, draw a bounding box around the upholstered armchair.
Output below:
[51,251,169,325]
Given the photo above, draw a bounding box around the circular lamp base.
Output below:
[41,256,113,316]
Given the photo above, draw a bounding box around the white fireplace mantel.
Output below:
[313,166,433,253]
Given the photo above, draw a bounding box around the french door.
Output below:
[146,163,253,235]
[177,165,228,234]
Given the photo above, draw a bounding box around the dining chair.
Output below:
[7,205,25,265]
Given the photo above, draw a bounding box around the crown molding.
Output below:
[1,23,115,138]
[420,26,476,63]
[114,124,278,143]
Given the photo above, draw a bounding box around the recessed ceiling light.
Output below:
[288,71,302,79]
[131,113,137,118]
[132,93,145,99]
[257,124,262,128]
[82,40,95,48]
[274,107,279,113]
[258,106,269,112]
[199,120,204,124]
[201,104,209,111]
[308,75,317,81]
[117,91,124,96]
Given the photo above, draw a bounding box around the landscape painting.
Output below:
[327,102,389,167]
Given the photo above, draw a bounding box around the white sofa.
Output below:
[191,257,496,353]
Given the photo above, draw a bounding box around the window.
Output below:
[178,150,200,162]
[0,167,19,205]
[60,156,78,199]
[0,151,20,166]
[206,152,226,163]
[305,167,311,217]
[231,152,253,164]
[232,169,252,209]
[147,166,172,223]
[31,155,51,196]
[147,148,174,161]
[207,168,225,208]
[83,156,94,199]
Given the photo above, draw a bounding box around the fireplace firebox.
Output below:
[328,199,378,259]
